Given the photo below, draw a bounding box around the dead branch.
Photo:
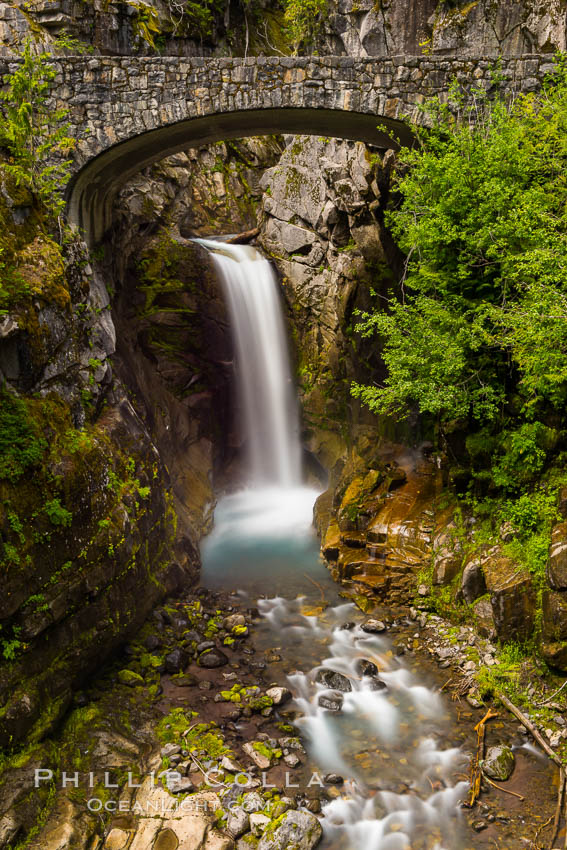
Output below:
[467,707,499,806]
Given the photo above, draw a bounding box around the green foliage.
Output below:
[353,61,567,490]
[283,0,327,52]
[0,36,81,220]
[43,498,72,528]
[0,390,47,482]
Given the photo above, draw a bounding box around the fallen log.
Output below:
[226,227,259,244]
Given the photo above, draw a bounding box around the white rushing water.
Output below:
[197,240,302,487]
[259,597,469,850]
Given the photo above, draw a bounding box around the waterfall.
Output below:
[197,240,301,487]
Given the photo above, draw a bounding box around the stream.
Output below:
[198,240,473,849]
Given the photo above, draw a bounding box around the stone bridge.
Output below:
[1,53,553,242]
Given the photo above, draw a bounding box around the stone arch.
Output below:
[66,107,411,244]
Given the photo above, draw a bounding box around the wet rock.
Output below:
[117,669,144,687]
[257,810,322,850]
[324,773,344,785]
[483,745,515,781]
[322,521,341,560]
[318,691,344,711]
[361,619,387,633]
[164,648,189,674]
[197,641,217,653]
[227,806,250,838]
[356,658,378,677]
[315,669,352,692]
[367,677,387,691]
[283,752,301,768]
[266,686,292,705]
[279,737,305,753]
[198,648,229,668]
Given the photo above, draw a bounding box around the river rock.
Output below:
[166,774,195,794]
[257,810,322,850]
[361,619,386,633]
[483,745,515,781]
[315,669,352,691]
[145,634,161,651]
[165,648,189,673]
[250,813,271,837]
[242,742,271,769]
[241,792,265,813]
[198,648,229,668]
[318,691,344,711]
[356,659,378,677]
[266,686,292,705]
[227,806,250,838]
[117,669,144,687]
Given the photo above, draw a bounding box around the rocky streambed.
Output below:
[1,563,559,850]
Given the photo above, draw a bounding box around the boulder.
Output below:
[483,556,535,641]
[257,810,322,850]
[315,669,352,692]
[461,554,487,604]
[117,669,144,687]
[356,659,378,677]
[164,648,189,673]
[318,691,343,711]
[361,618,386,633]
[473,599,496,640]
[227,806,249,839]
[198,648,229,668]
[483,745,515,781]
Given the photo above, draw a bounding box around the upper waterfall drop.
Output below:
[198,239,302,487]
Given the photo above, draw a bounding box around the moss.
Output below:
[118,669,145,687]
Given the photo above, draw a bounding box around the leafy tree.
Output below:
[283,0,327,52]
[0,36,79,222]
[352,62,567,490]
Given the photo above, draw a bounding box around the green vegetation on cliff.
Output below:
[353,63,567,494]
